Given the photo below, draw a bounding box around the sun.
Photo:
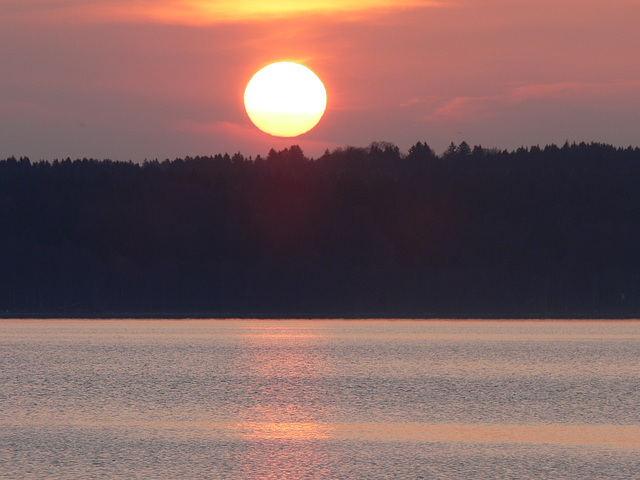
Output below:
[244,62,327,137]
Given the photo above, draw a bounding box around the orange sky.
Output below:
[1,0,639,160]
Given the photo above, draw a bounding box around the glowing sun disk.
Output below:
[244,62,327,137]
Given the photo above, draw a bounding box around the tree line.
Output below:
[2,141,640,317]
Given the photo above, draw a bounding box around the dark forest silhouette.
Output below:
[2,141,640,317]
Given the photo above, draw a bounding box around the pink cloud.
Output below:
[507,81,640,104]
[419,81,640,123]
[399,97,441,108]
[426,96,494,122]
[2,0,447,26]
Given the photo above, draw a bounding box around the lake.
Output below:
[1,319,639,479]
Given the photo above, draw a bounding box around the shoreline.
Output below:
[2,312,639,321]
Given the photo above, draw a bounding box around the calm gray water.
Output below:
[1,319,639,479]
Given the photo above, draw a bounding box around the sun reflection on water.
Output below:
[235,421,332,440]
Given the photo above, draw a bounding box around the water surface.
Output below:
[1,319,639,479]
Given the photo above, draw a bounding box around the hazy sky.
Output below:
[2,0,639,160]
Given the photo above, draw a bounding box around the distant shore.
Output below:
[2,311,638,320]
[3,142,640,318]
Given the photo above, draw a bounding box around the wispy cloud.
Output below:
[176,119,258,138]
[418,81,640,122]
[506,81,640,103]
[428,96,493,121]
[4,0,446,25]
